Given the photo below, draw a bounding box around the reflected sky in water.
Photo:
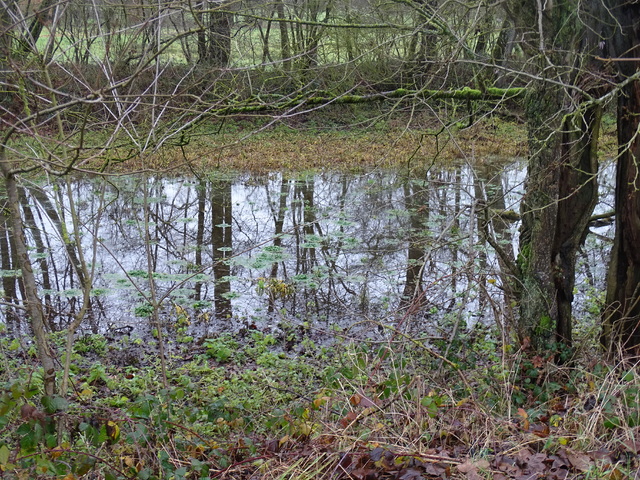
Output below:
[0,163,614,342]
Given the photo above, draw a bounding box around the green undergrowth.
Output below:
[1,321,639,479]
[83,110,530,175]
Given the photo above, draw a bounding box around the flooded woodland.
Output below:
[0,161,614,350]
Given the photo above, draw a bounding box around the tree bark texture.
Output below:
[602,0,640,355]
[515,0,602,353]
[0,165,57,395]
[518,82,562,350]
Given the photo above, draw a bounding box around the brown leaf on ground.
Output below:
[457,458,490,480]
[531,355,545,368]
[336,453,353,471]
[517,408,530,430]
[395,468,424,479]
[589,447,614,461]
[350,391,378,408]
[565,450,594,472]
[619,435,640,454]
[492,474,510,480]
[457,458,490,473]
[514,474,540,480]
[494,454,521,477]
[340,411,358,427]
[530,423,550,438]
[350,467,378,480]
[422,462,448,477]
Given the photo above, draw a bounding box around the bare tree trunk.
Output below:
[518,81,600,355]
[0,0,13,106]
[21,0,57,53]
[209,3,231,67]
[0,164,56,395]
[602,0,640,354]
[276,0,291,69]
[198,0,231,66]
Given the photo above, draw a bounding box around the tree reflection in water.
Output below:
[0,164,612,345]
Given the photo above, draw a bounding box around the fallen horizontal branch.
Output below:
[213,86,526,116]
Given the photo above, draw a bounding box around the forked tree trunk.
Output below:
[519,83,600,354]
[513,0,604,355]
[553,104,601,347]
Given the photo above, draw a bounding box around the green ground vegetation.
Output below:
[1,315,638,479]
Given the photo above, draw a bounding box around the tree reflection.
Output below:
[212,178,232,319]
[0,166,548,341]
[401,180,428,311]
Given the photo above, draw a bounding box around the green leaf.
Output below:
[138,468,153,480]
[0,444,10,465]
[603,416,621,429]
[75,456,97,476]
[41,395,69,414]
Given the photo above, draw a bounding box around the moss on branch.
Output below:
[214,87,525,116]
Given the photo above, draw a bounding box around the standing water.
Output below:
[0,163,612,347]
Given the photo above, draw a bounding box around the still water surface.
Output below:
[0,162,613,344]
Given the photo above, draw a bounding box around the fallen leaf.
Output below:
[313,396,331,409]
[606,467,625,480]
[566,451,593,472]
[423,463,447,476]
[336,453,352,471]
[620,437,640,454]
[517,408,530,430]
[396,468,423,479]
[457,459,490,473]
[20,404,45,422]
[350,467,378,480]
[340,411,358,428]
[350,392,378,408]
[531,355,545,368]
[265,439,280,453]
[531,423,550,438]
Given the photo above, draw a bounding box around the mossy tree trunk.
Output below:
[518,82,563,350]
[515,0,603,355]
[519,89,602,355]
[208,4,231,67]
